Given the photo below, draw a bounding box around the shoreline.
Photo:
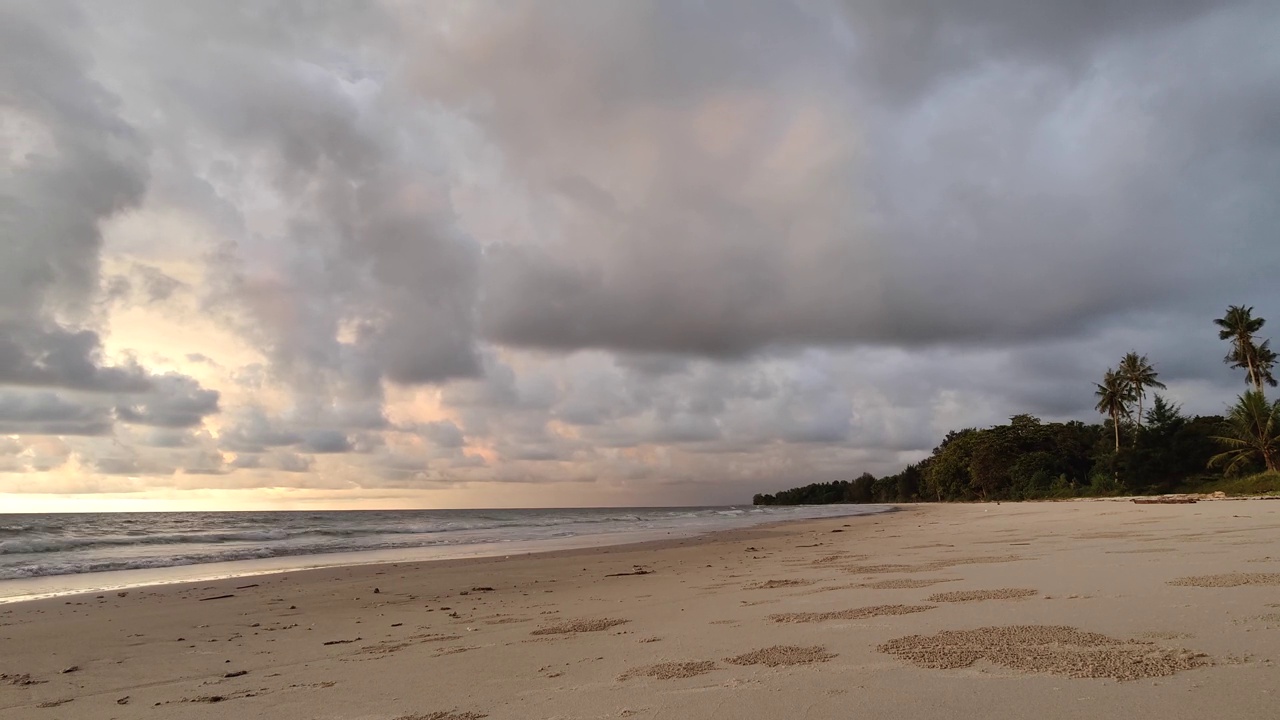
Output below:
[2,500,1276,719]
[0,505,896,605]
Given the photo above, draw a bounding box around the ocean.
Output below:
[0,505,887,601]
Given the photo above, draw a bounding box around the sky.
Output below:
[2,0,1279,512]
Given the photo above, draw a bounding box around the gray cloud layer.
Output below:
[3,0,1279,500]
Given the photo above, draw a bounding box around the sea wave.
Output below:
[0,505,888,582]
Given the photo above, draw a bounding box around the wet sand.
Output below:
[1,500,1277,719]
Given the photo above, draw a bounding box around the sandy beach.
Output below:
[1,500,1277,719]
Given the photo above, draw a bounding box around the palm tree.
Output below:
[1252,339,1278,390]
[1209,391,1280,474]
[1094,368,1134,453]
[1215,305,1268,393]
[1118,352,1166,429]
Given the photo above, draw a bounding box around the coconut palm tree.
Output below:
[1094,368,1134,453]
[1118,352,1166,429]
[1215,305,1268,393]
[1209,391,1280,474]
[1252,339,1278,390]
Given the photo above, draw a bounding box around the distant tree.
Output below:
[848,472,876,503]
[1144,394,1184,432]
[1215,305,1275,395]
[924,429,980,501]
[895,463,922,502]
[1094,368,1134,453]
[1209,391,1280,474]
[1118,352,1166,428]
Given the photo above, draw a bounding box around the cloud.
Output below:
[115,373,220,428]
[0,390,112,436]
[416,420,466,449]
[0,324,153,393]
[300,429,352,454]
[835,0,1225,104]
[422,0,1278,357]
[3,0,1279,504]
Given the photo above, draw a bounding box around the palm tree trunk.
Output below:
[1113,410,1120,453]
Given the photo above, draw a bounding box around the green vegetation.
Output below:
[1194,471,1280,497]
[1209,391,1280,474]
[1215,305,1277,392]
[755,305,1279,505]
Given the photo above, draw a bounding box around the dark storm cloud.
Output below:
[450,0,1280,357]
[5,0,1280,496]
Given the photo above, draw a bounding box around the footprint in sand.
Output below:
[811,553,867,565]
[746,579,814,589]
[1,674,45,686]
[878,625,1208,681]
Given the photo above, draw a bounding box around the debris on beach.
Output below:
[322,637,362,645]
[605,567,652,577]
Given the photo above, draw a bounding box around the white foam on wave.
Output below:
[0,504,891,585]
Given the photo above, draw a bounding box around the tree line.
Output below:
[755,305,1280,505]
